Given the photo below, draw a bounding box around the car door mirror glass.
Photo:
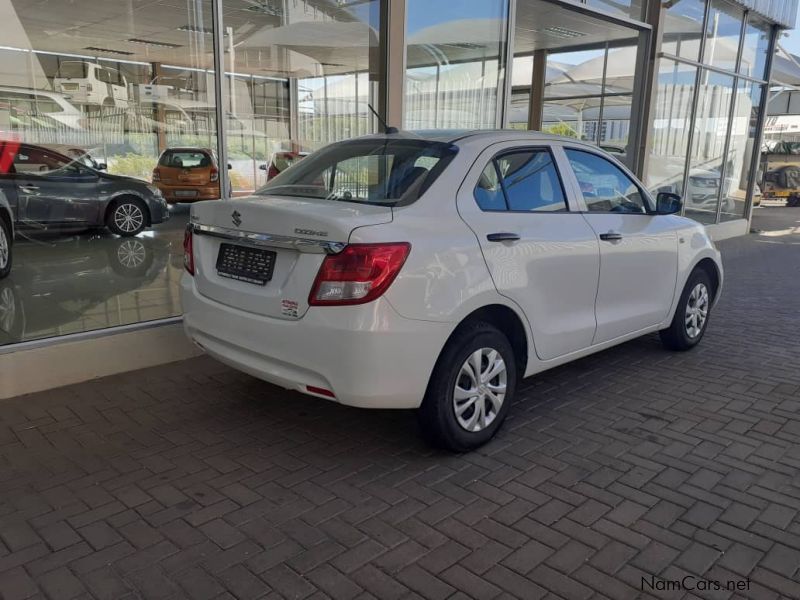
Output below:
[656,192,682,215]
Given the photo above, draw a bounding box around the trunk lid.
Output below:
[160,165,211,185]
[189,195,393,319]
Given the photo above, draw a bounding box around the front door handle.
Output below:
[486,232,520,242]
[599,232,623,242]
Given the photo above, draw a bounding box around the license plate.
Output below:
[174,190,197,197]
[216,243,275,285]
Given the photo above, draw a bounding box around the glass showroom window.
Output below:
[702,0,744,72]
[661,0,707,61]
[222,1,381,196]
[404,0,509,129]
[739,15,772,79]
[685,70,735,225]
[719,81,764,221]
[542,48,605,142]
[646,59,697,198]
[0,0,217,346]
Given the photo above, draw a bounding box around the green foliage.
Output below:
[544,122,579,138]
[108,153,157,180]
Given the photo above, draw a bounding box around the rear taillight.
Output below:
[308,243,410,306]
[183,227,194,275]
[210,167,219,182]
[152,168,160,182]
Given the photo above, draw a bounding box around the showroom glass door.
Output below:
[0,0,216,346]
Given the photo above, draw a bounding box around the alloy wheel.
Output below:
[114,203,144,234]
[116,240,147,269]
[685,282,709,338]
[453,348,507,432]
[0,286,15,332]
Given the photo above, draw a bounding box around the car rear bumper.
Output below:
[158,184,221,203]
[181,276,450,409]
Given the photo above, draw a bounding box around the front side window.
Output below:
[258,139,457,206]
[565,149,650,213]
[473,149,567,212]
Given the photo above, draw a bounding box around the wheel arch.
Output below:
[694,257,721,302]
[0,204,12,238]
[442,304,529,377]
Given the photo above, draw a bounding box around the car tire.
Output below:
[659,268,713,351]
[418,322,516,452]
[107,197,148,237]
[0,216,11,280]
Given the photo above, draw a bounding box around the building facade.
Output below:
[0,0,796,389]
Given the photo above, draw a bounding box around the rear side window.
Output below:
[159,151,212,169]
[57,62,88,79]
[473,149,567,212]
[257,138,458,206]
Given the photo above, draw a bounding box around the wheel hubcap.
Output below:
[685,283,709,339]
[453,348,507,433]
[114,203,144,233]
[0,225,8,270]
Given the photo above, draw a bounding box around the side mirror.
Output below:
[259,164,267,171]
[656,191,682,215]
[227,163,232,170]
[97,163,107,171]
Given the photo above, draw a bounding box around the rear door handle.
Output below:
[486,232,520,242]
[20,186,40,193]
[599,232,623,242]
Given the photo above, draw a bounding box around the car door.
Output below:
[561,147,679,344]
[457,144,600,361]
[14,146,100,225]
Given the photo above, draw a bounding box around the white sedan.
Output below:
[181,131,722,451]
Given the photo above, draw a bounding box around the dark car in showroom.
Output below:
[0,141,169,238]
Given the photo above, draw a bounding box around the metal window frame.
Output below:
[211,0,230,200]
[712,7,749,223]
[677,0,713,217]
[742,23,778,225]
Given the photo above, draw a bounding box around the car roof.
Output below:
[354,129,602,149]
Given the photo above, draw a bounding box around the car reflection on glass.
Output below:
[0,233,171,345]
[0,141,169,237]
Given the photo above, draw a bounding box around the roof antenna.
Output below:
[368,104,399,134]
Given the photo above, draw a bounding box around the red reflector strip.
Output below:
[306,385,336,398]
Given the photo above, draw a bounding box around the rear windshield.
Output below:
[256,138,458,206]
[159,150,212,169]
[57,62,89,79]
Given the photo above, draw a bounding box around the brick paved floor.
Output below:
[1,208,800,600]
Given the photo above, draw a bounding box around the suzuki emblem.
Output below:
[231,210,242,227]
